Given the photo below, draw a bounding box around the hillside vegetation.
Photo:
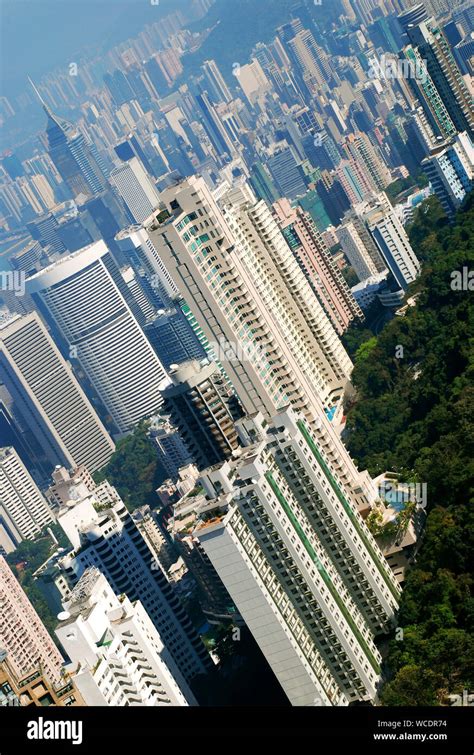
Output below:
[345,195,474,705]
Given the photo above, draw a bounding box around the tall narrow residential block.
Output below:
[0,446,54,551]
[146,176,376,512]
[195,410,400,706]
[272,197,364,333]
[56,568,196,706]
[0,555,64,686]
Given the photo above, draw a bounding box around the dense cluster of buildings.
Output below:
[0,0,471,708]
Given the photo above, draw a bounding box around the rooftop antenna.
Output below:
[28,75,49,111]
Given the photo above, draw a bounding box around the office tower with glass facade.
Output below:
[26,212,66,255]
[31,81,108,200]
[266,146,308,200]
[26,241,167,433]
[109,157,160,224]
[0,311,115,477]
[201,59,233,104]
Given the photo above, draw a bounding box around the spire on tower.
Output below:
[28,76,50,112]
[27,75,73,133]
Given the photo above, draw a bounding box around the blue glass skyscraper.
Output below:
[30,78,108,200]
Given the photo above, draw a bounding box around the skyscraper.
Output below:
[115,225,179,306]
[404,17,474,139]
[396,3,428,39]
[220,183,353,383]
[9,240,43,275]
[336,219,387,282]
[195,410,400,706]
[422,131,474,216]
[349,194,421,299]
[195,91,237,160]
[148,177,351,418]
[148,415,192,481]
[342,133,392,192]
[161,360,243,470]
[56,568,196,706]
[201,60,233,104]
[287,29,330,95]
[146,177,377,512]
[103,70,135,107]
[114,134,155,178]
[109,157,160,224]
[266,145,308,200]
[26,241,167,433]
[234,60,272,107]
[335,159,372,205]
[26,212,66,256]
[144,57,169,99]
[78,189,132,257]
[145,306,208,370]
[249,161,280,205]
[0,555,64,686]
[453,36,474,77]
[272,198,364,334]
[30,80,108,200]
[316,172,352,226]
[57,480,212,685]
[401,44,458,142]
[0,311,115,477]
[302,130,341,172]
[0,446,54,552]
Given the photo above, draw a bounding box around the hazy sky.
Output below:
[1,0,191,100]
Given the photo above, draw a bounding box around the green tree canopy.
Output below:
[345,193,474,705]
[94,421,167,510]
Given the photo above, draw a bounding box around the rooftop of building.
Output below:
[0,445,15,461]
[25,239,109,284]
[67,566,102,604]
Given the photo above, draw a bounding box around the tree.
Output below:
[381,666,443,706]
[94,421,167,510]
[344,194,474,705]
